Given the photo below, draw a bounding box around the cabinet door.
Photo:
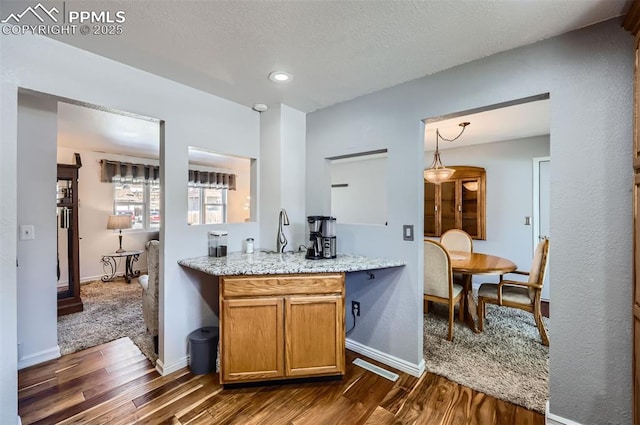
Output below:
[440,180,457,234]
[285,295,345,377]
[460,178,481,238]
[424,182,437,236]
[221,297,284,383]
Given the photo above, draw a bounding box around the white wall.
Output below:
[1,34,261,423]
[426,136,550,290]
[307,20,633,424]
[330,156,388,225]
[17,93,60,370]
[259,104,307,252]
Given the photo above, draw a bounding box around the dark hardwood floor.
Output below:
[18,337,544,424]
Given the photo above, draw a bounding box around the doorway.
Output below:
[421,94,551,412]
[56,100,162,361]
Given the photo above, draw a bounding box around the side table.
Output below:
[101,250,144,283]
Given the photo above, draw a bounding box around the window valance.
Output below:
[100,160,159,184]
[100,159,236,190]
[188,170,236,190]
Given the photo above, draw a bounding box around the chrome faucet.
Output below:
[276,208,290,253]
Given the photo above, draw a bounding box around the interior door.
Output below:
[533,157,551,301]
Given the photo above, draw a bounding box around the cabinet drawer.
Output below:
[221,273,344,297]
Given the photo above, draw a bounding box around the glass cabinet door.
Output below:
[440,181,456,234]
[57,178,74,299]
[460,179,480,238]
[424,183,436,236]
[57,163,83,315]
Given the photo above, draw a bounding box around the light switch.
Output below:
[524,216,531,226]
[19,225,35,240]
[403,225,414,241]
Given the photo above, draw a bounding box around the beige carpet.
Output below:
[423,297,549,413]
[57,279,157,365]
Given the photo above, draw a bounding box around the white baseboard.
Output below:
[546,400,583,425]
[18,345,61,370]
[155,355,189,376]
[80,274,106,284]
[346,338,425,378]
[77,271,149,285]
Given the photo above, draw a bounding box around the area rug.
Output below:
[423,297,549,413]
[57,279,157,365]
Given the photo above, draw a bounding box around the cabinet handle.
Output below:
[435,205,438,212]
[458,205,462,212]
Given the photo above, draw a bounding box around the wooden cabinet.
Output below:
[624,5,640,423]
[424,166,486,239]
[57,163,83,316]
[220,273,345,384]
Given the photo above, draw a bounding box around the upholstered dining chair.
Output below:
[424,239,464,341]
[477,237,550,346]
[440,229,473,284]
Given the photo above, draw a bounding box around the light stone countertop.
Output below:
[178,251,405,276]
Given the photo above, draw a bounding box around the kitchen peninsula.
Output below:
[178,251,405,384]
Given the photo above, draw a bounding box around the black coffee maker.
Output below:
[306,216,337,260]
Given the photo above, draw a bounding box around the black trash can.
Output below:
[188,326,218,375]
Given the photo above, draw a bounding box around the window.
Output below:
[188,187,227,225]
[114,182,160,230]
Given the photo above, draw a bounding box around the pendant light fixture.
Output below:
[424,121,470,184]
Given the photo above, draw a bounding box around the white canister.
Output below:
[245,238,254,254]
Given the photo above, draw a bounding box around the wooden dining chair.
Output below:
[424,239,464,341]
[477,238,550,346]
[440,229,473,285]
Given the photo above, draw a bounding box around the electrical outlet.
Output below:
[351,301,361,317]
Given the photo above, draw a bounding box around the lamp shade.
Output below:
[107,214,132,230]
[424,167,455,184]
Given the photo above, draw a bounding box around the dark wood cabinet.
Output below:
[57,163,83,316]
[424,166,486,240]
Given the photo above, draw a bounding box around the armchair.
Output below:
[477,238,549,346]
[138,240,159,353]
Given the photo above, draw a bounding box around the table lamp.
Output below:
[107,214,132,253]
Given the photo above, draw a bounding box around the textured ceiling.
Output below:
[44,0,630,113]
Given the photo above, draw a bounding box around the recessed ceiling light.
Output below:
[268,71,292,83]
[253,103,268,112]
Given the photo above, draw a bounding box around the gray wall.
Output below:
[17,93,59,368]
[331,155,388,225]
[307,19,633,424]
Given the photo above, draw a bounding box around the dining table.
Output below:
[449,251,517,331]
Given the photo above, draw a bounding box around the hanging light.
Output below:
[424,122,470,184]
